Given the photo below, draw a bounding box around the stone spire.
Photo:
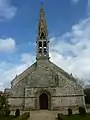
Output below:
[36,3,49,60]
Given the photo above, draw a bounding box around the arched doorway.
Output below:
[39,93,48,110]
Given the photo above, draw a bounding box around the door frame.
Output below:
[36,90,51,110]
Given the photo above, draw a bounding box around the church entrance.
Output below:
[39,93,48,110]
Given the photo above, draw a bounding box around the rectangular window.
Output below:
[44,48,47,53]
[43,41,47,47]
[39,41,42,47]
[39,48,42,53]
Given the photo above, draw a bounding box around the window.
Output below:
[39,41,42,47]
[55,75,59,85]
[39,48,42,54]
[40,32,45,39]
[44,48,47,54]
[43,41,47,47]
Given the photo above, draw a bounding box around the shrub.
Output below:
[13,112,30,120]
[0,92,10,117]
[68,108,72,116]
[25,112,30,118]
[57,113,63,120]
[79,107,86,116]
[0,110,6,117]
[15,109,20,117]
[4,107,11,116]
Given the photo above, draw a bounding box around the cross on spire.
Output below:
[41,0,44,4]
[41,0,44,5]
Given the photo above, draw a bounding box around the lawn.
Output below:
[0,115,15,120]
[64,114,90,120]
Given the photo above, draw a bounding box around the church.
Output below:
[5,4,85,111]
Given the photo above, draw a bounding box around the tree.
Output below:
[0,91,10,117]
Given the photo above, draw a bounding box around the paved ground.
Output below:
[11,108,90,120]
[27,109,90,120]
[27,111,60,120]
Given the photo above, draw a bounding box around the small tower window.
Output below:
[44,48,47,54]
[43,41,47,47]
[39,48,42,54]
[39,41,42,47]
[40,32,45,39]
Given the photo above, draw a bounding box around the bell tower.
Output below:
[36,3,49,60]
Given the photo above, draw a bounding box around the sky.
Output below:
[0,0,90,91]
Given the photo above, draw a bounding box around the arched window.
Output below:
[55,75,59,85]
[43,41,47,47]
[40,32,45,39]
[44,48,47,54]
[39,48,42,54]
[39,41,42,47]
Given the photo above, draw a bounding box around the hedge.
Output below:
[13,112,30,120]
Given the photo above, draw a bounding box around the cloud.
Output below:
[88,0,90,6]
[1,0,90,91]
[87,0,90,14]
[0,0,17,21]
[0,62,27,91]
[0,53,35,91]
[72,0,90,15]
[71,0,81,3]
[50,16,90,85]
[20,53,35,64]
[0,38,16,52]
[1,15,90,90]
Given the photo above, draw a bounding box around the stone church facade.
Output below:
[5,5,85,111]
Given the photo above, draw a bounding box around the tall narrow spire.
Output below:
[37,3,48,40]
[36,3,49,60]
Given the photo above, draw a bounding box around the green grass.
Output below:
[0,115,15,120]
[64,114,90,120]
